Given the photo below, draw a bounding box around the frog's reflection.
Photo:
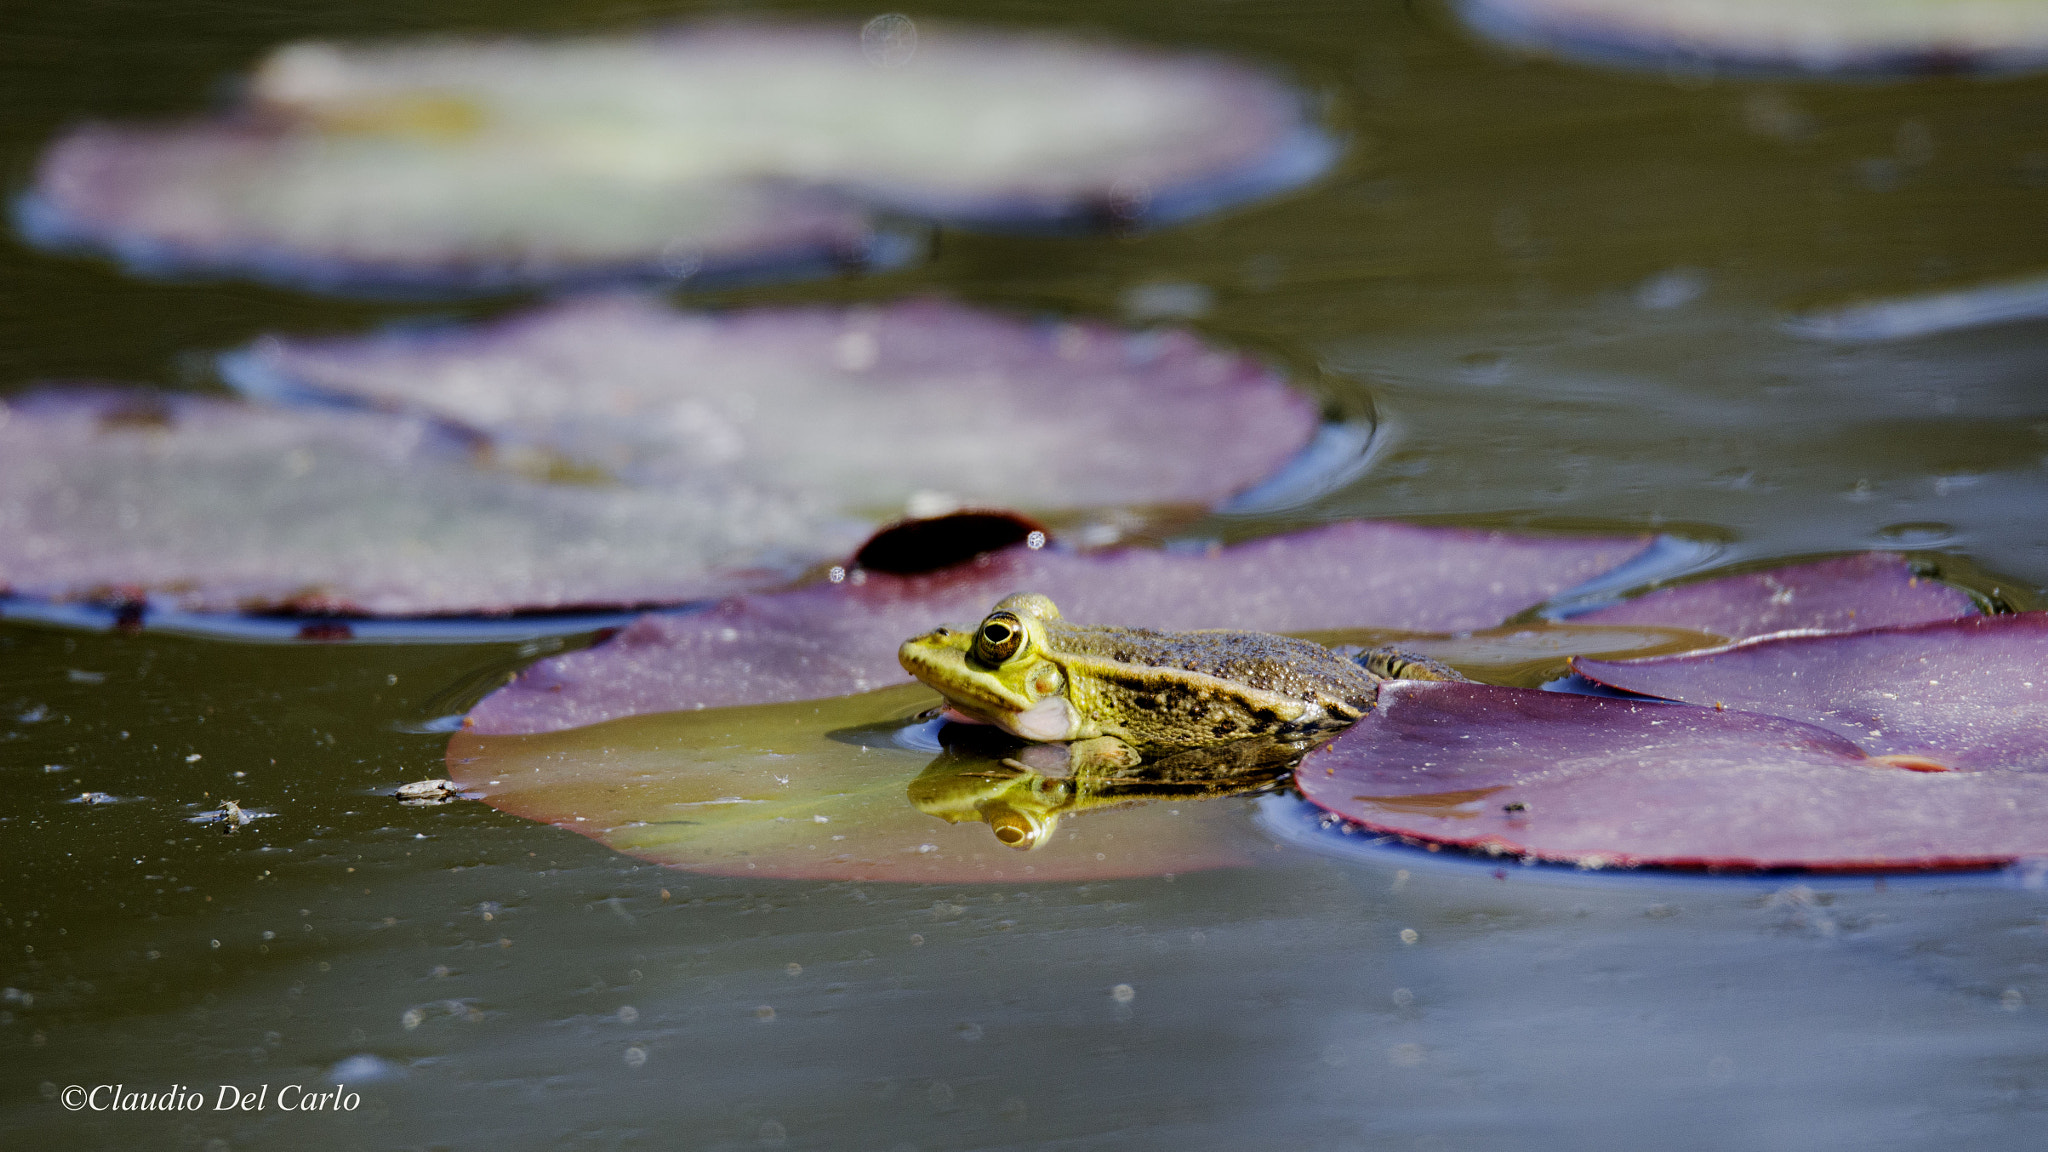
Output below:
[907,722,1326,850]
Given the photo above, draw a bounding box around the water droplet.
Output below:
[617,1005,638,1024]
[1399,928,1419,945]
[1111,983,1135,1003]
[623,1045,647,1068]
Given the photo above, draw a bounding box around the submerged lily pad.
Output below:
[464,521,1653,735]
[1458,0,2048,75]
[22,123,885,293]
[222,295,1320,515]
[1296,681,2048,870]
[1568,553,1977,640]
[0,388,862,615]
[444,684,1257,882]
[1574,612,2048,771]
[24,21,1328,291]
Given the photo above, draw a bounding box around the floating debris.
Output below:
[395,778,464,805]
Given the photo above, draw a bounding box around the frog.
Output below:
[897,592,1464,770]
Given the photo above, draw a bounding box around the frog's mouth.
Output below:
[936,696,1080,743]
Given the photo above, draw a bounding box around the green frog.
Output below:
[897,593,1463,768]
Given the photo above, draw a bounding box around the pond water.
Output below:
[5,1,2048,1149]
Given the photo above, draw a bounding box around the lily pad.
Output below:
[464,521,1654,735]
[1567,553,1976,641]
[247,21,1331,229]
[23,21,1329,291]
[1574,612,2048,771]
[0,387,863,615]
[20,123,885,294]
[444,684,1257,882]
[1458,0,2048,75]
[221,294,1320,515]
[1296,680,2048,870]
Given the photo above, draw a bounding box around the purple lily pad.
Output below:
[1568,553,1976,641]
[1458,0,2048,76]
[464,521,1652,735]
[222,295,1320,515]
[22,123,887,294]
[1574,613,2048,772]
[1296,681,2048,870]
[0,387,863,615]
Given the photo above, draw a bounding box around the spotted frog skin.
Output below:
[897,593,1462,760]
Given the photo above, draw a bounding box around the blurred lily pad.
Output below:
[1459,0,2048,75]
[222,294,1320,516]
[444,684,1257,882]
[464,520,1654,735]
[24,20,1330,292]
[1297,679,2048,871]
[22,122,886,294]
[1567,552,1977,640]
[1574,611,2048,770]
[0,387,862,615]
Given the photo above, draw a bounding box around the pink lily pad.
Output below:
[1568,553,1976,641]
[0,387,862,615]
[1296,680,2048,871]
[464,521,1653,735]
[221,295,1319,515]
[1573,613,2048,772]
[444,684,1257,883]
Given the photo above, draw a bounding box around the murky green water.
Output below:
[6,1,2048,1149]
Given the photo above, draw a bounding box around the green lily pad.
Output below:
[444,684,1256,882]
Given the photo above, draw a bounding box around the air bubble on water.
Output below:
[617,1006,639,1023]
[1636,268,1706,311]
[1399,928,1419,945]
[624,1045,648,1068]
[329,1053,401,1083]
[1111,983,1135,1003]
[861,14,918,69]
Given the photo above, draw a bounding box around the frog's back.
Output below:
[1045,623,1380,709]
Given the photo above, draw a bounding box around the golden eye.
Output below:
[973,612,1026,664]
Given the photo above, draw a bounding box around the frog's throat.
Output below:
[1010,696,1080,742]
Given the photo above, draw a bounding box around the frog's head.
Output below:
[897,592,1082,743]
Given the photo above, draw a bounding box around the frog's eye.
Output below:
[973,612,1027,664]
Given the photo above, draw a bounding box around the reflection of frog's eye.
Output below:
[974,612,1026,664]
